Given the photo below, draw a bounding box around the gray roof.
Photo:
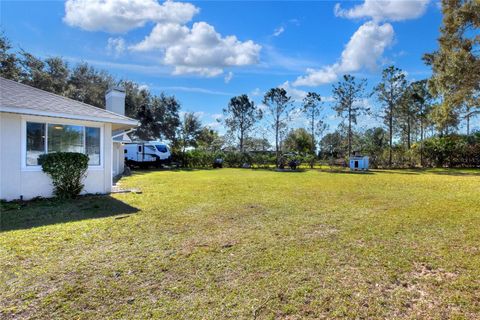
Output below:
[0,77,137,126]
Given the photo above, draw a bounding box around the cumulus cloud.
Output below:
[334,0,430,22]
[292,0,430,87]
[337,21,394,71]
[64,0,260,77]
[64,0,199,33]
[293,21,394,86]
[130,21,261,76]
[106,37,126,56]
[293,66,339,87]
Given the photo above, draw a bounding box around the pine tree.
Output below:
[374,66,407,167]
[332,74,367,157]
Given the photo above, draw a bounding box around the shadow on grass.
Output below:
[129,167,218,176]
[128,166,478,177]
[0,195,139,232]
[321,169,375,175]
[372,168,480,176]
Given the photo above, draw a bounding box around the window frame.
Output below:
[21,116,104,171]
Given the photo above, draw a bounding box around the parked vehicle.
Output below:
[124,142,171,168]
[213,158,223,168]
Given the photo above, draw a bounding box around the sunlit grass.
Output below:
[1,168,479,319]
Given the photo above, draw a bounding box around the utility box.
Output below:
[349,155,369,171]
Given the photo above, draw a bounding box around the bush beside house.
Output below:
[40,152,89,199]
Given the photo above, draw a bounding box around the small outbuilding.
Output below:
[349,154,369,171]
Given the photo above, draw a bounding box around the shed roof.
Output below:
[0,77,137,127]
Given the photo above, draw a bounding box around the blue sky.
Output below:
[4,0,475,134]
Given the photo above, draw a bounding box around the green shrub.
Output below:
[303,154,317,168]
[39,152,89,199]
[415,133,480,167]
[224,152,248,168]
[251,153,275,168]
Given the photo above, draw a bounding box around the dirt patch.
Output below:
[411,262,459,281]
[302,224,339,239]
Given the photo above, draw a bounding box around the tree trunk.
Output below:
[275,118,280,168]
[420,122,424,167]
[239,131,244,153]
[407,114,411,149]
[311,112,315,155]
[466,113,470,135]
[389,104,393,168]
[348,105,352,157]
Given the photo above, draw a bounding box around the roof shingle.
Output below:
[0,77,137,126]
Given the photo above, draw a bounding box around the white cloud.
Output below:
[293,21,394,86]
[293,66,339,87]
[106,37,126,56]
[338,21,394,72]
[155,86,232,96]
[64,0,199,33]
[279,81,307,101]
[64,0,260,77]
[130,21,261,77]
[273,26,285,37]
[334,0,430,22]
[224,71,234,83]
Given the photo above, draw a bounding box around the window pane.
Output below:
[86,127,101,165]
[156,145,168,153]
[26,122,45,166]
[48,124,84,154]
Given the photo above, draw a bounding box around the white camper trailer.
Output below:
[124,142,171,168]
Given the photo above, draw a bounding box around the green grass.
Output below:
[1,168,480,319]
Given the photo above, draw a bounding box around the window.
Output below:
[48,124,84,153]
[86,127,100,165]
[26,122,46,166]
[26,121,102,167]
[156,145,168,153]
[138,145,142,153]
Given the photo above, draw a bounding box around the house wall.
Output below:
[0,113,113,201]
[112,142,125,177]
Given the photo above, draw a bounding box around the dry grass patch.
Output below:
[1,168,479,319]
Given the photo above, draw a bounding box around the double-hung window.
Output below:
[26,121,101,167]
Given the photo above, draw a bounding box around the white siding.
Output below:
[0,113,113,201]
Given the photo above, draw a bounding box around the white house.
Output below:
[0,77,138,201]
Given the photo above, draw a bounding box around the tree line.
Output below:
[0,0,478,168]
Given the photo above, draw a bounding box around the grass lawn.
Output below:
[1,169,479,319]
